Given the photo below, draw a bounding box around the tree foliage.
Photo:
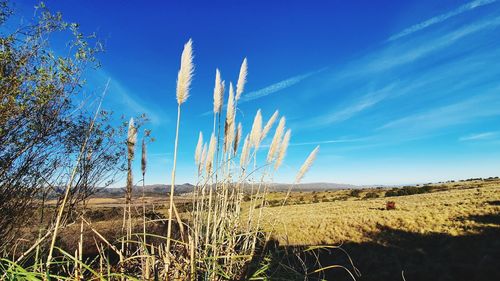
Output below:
[0,1,136,250]
[385,185,434,197]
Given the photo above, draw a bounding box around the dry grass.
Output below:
[15,179,496,280]
[3,36,498,280]
[0,39,321,281]
[45,179,499,247]
[259,180,500,245]
[69,180,499,248]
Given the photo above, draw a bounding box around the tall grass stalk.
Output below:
[165,39,194,271]
[125,117,137,254]
[141,137,147,243]
[2,42,324,281]
[141,136,148,277]
[46,80,109,268]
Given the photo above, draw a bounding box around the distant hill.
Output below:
[93,182,358,197]
[92,177,500,198]
[276,182,358,191]
[94,183,195,198]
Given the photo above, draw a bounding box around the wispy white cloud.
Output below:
[369,16,500,73]
[199,68,325,116]
[289,137,369,147]
[388,0,497,42]
[459,132,498,141]
[240,68,326,103]
[94,70,166,125]
[326,85,394,124]
[378,91,500,131]
[233,2,499,111]
[149,152,172,157]
[298,12,500,130]
[259,137,367,150]
[297,84,398,129]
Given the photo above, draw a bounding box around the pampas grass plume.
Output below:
[295,145,319,184]
[141,138,147,176]
[224,83,235,152]
[267,116,285,162]
[200,143,207,176]
[176,39,194,105]
[213,69,223,113]
[227,82,235,124]
[240,134,250,168]
[261,110,278,141]
[233,122,242,154]
[127,118,137,160]
[274,129,291,170]
[249,109,262,149]
[236,58,247,100]
[195,131,203,166]
[206,133,216,175]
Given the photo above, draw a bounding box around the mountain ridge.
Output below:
[95,182,359,197]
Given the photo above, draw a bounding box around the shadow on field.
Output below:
[253,213,500,281]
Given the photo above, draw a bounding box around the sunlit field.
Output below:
[2,1,500,280]
[16,178,497,280]
[260,179,499,245]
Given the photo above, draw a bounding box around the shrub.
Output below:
[384,184,442,197]
[364,192,379,199]
[0,1,130,250]
[350,189,362,197]
[386,201,396,210]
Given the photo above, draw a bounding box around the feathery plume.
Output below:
[233,122,242,155]
[220,80,225,107]
[201,143,207,167]
[249,109,262,149]
[240,134,250,168]
[227,82,235,124]
[206,133,216,175]
[224,83,235,152]
[274,129,291,170]
[261,110,279,141]
[213,69,224,113]
[235,58,247,100]
[141,138,147,176]
[126,117,137,206]
[127,118,137,161]
[176,39,194,105]
[267,116,286,162]
[295,146,319,184]
[225,122,235,153]
[127,169,133,197]
[200,143,207,176]
[195,131,203,166]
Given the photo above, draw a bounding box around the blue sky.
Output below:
[13,0,500,185]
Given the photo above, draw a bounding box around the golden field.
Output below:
[25,179,498,280]
[260,180,499,245]
[62,178,498,251]
[248,179,500,280]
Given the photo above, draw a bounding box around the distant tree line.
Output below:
[385,185,441,197]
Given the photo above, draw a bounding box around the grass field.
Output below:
[4,2,500,280]
[32,178,498,280]
[10,179,499,280]
[254,179,500,280]
[260,179,499,245]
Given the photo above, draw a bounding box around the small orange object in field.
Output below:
[386,201,396,210]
